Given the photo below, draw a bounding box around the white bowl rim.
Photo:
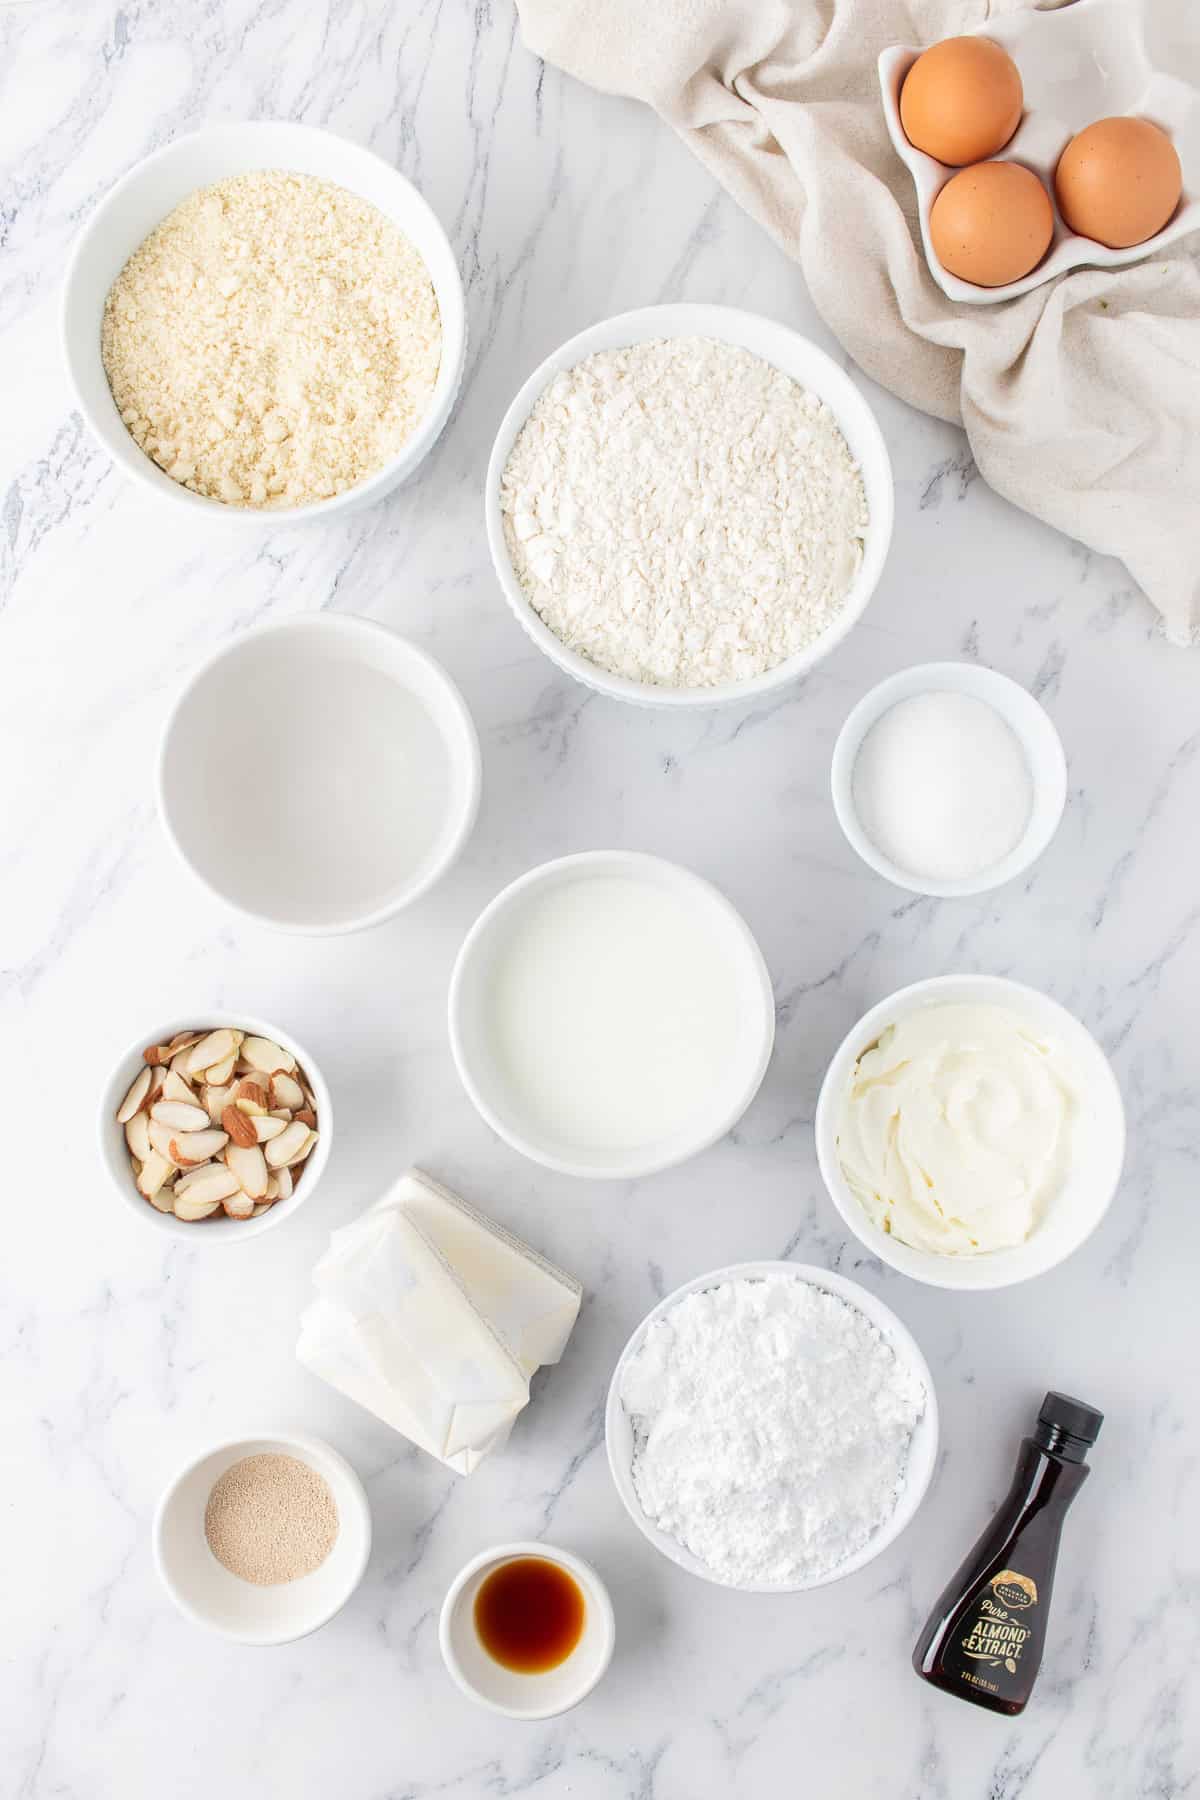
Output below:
[447,850,777,1179]
[61,119,466,525]
[604,1259,939,1593]
[98,1008,333,1244]
[438,1540,616,1719]
[484,302,895,709]
[814,973,1127,1292]
[152,1430,372,1644]
[830,661,1068,897]
[155,612,482,935]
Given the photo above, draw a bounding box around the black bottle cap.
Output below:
[1039,1391,1103,1445]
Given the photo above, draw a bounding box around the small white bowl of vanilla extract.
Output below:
[438,1543,615,1719]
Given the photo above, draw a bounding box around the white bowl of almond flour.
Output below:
[63,123,465,521]
[153,1433,371,1643]
[486,304,894,707]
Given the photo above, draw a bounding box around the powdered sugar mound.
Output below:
[621,1273,925,1587]
[500,337,868,688]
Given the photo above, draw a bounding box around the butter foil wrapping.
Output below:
[296,1170,582,1473]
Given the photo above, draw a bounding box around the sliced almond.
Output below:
[148,1183,177,1214]
[242,1035,295,1076]
[173,1160,215,1194]
[169,1048,198,1084]
[174,1163,239,1204]
[225,1143,269,1199]
[232,1078,269,1116]
[143,1030,202,1067]
[186,1029,237,1077]
[174,1191,223,1222]
[299,1080,317,1111]
[203,1083,233,1125]
[147,1119,181,1164]
[147,1064,168,1102]
[285,1129,317,1168]
[263,1120,310,1168]
[136,1150,172,1201]
[264,1174,280,1200]
[161,1068,195,1106]
[268,1107,291,1120]
[270,1072,304,1111]
[150,1099,211,1132]
[293,1107,317,1130]
[205,1051,238,1086]
[116,1066,153,1124]
[250,1200,275,1217]
[274,1166,294,1200]
[125,1112,152,1162]
[222,1105,258,1148]
[169,1127,229,1166]
[222,1188,256,1220]
[253,1114,287,1142]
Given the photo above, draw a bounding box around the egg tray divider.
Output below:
[879,0,1199,305]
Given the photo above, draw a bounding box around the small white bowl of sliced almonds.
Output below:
[100,1012,331,1241]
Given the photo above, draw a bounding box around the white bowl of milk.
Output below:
[448,852,776,1179]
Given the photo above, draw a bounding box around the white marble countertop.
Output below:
[5,3,1198,1796]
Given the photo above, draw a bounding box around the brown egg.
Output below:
[1055,116,1182,249]
[900,37,1023,167]
[929,161,1055,287]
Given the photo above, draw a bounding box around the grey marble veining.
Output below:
[3,2,1198,1796]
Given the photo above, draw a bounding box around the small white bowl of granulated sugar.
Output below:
[63,122,465,522]
[153,1432,372,1643]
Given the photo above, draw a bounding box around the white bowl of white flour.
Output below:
[606,1262,937,1591]
[486,305,893,707]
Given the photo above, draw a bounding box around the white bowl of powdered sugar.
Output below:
[486,305,894,707]
[606,1262,937,1592]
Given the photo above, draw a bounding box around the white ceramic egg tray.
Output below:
[879,0,1200,304]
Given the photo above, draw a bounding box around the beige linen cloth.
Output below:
[517,0,1200,644]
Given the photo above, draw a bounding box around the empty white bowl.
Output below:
[158,613,481,934]
[99,1010,333,1243]
[815,975,1126,1291]
[485,303,894,708]
[153,1432,372,1644]
[439,1542,615,1719]
[606,1261,938,1592]
[448,851,776,1179]
[831,662,1067,898]
[62,121,466,522]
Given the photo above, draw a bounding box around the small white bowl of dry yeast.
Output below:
[154,1431,371,1644]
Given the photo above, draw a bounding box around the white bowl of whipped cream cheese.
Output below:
[815,975,1125,1291]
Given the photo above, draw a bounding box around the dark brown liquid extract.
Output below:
[473,1555,586,1673]
[913,1391,1102,1716]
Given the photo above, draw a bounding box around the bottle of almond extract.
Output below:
[913,1392,1103,1715]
